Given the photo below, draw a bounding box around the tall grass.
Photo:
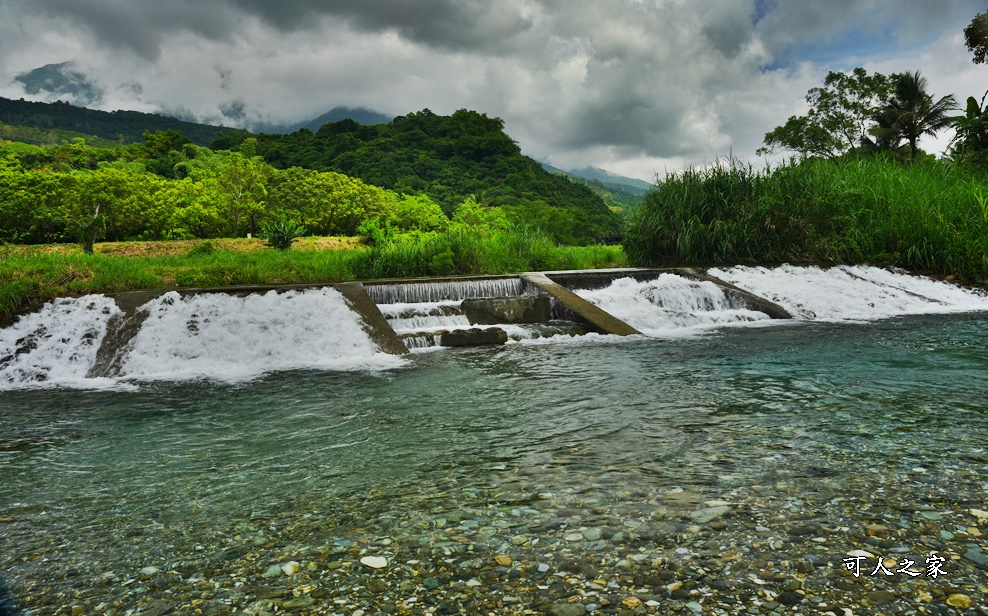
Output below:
[625,156,988,280]
[0,229,626,323]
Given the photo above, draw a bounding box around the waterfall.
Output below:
[574,274,771,336]
[364,278,528,303]
[0,289,403,390]
[0,295,120,388]
[709,265,988,321]
[377,301,471,334]
[4,266,987,388]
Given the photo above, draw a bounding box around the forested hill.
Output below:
[0,96,229,145]
[227,109,623,243]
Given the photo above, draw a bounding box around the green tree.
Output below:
[965,11,988,64]
[759,68,898,158]
[867,72,957,161]
[949,94,988,167]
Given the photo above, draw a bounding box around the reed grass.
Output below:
[625,156,988,281]
[0,230,626,323]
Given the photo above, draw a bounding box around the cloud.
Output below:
[0,0,981,178]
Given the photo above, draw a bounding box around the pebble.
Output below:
[867,590,895,604]
[280,561,299,576]
[550,603,586,616]
[946,594,973,609]
[359,556,388,569]
[8,448,988,616]
[690,506,729,524]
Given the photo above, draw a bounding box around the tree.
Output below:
[949,93,988,167]
[758,68,898,158]
[867,71,957,161]
[965,11,988,64]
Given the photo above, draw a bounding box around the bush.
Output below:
[261,219,306,250]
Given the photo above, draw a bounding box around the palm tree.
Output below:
[869,72,957,160]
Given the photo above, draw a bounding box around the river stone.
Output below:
[439,328,508,347]
[549,603,586,616]
[867,590,895,604]
[367,579,387,593]
[946,594,973,609]
[280,561,299,575]
[690,506,729,524]
[962,549,987,567]
[360,556,388,569]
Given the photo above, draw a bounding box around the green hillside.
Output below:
[0,96,230,146]
[231,109,623,243]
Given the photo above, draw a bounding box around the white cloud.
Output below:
[0,0,981,179]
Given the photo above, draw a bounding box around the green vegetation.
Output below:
[232,109,623,243]
[758,68,899,159]
[0,136,449,245]
[0,96,229,145]
[0,231,625,323]
[625,156,988,281]
[261,219,307,250]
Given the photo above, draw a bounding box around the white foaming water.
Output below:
[0,295,120,390]
[120,289,404,381]
[575,274,771,337]
[378,301,470,334]
[710,265,988,321]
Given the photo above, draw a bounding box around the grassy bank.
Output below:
[0,229,626,323]
[625,156,988,281]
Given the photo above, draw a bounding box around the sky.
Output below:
[0,0,984,181]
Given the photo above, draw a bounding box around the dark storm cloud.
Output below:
[0,0,980,176]
[230,0,535,53]
[18,0,534,59]
[24,0,237,59]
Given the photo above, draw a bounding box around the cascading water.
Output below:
[574,274,772,336]
[0,288,403,390]
[377,301,471,334]
[365,278,527,303]
[4,266,988,387]
[0,295,120,388]
[710,264,988,320]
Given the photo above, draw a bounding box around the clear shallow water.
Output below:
[2,312,987,611]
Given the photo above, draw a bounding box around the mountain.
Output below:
[257,106,392,133]
[566,166,654,195]
[239,108,624,243]
[14,62,103,107]
[0,96,232,145]
[539,162,652,214]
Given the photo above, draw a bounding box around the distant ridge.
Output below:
[567,166,654,194]
[14,61,103,107]
[0,96,229,145]
[259,106,393,134]
[0,95,395,145]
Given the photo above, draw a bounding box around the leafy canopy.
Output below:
[965,11,988,64]
[758,68,898,159]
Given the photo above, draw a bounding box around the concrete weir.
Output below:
[333,282,410,355]
[85,268,793,365]
[520,273,641,336]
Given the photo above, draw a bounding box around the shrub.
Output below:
[261,219,306,250]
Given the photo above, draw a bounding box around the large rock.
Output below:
[440,328,509,347]
[462,296,551,325]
